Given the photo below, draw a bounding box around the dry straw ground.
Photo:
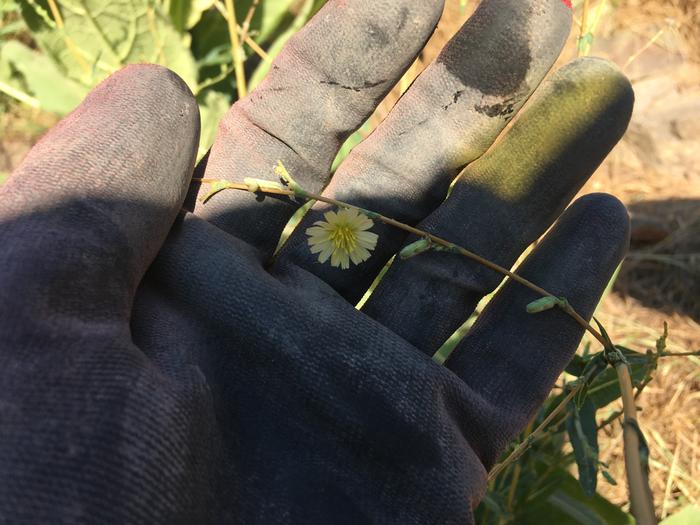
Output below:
[1,0,698,519]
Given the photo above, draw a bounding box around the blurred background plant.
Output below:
[1,0,699,523]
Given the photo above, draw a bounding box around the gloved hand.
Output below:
[0,0,634,523]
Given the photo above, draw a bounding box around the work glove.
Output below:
[0,0,634,523]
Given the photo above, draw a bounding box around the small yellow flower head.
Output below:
[306,208,379,269]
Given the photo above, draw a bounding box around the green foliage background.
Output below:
[1,1,698,523]
[0,0,326,158]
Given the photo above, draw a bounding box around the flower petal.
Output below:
[356,231,378,249]
[323,210,338,224]
[310,240,332,254]
[306,226,330,239]
[355,217,374,231]
[349,246,368,265]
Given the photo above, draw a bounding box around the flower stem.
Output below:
[223,0,247,100]
[194,177,608,346]
[193,173,654,520]
[488,385,581,482]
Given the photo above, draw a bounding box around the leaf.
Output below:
[0,40,88,114]
[196,89,230,159]
[190,8,229,62]
[659,506,700,525]
[167,0,213,32]
[518,469,634,525]
[167,0,191,32]
[587,347,657,408]
[593,317,616,352]
[17,0,55,32]
[1,1,21,13]
[187,0,214,28]
[575,352,609,407]
[566,354,587,377]
[18,0,198,91]
[248,0,325,90]
[331,121,369,172]
[567,398,599,497]
[601,470,618,486]
[201,180,233,203]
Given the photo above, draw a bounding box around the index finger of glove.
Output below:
[0,65,200,333]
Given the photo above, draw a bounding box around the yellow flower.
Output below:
[306,208,379,269]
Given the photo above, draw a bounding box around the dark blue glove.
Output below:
[0,1,633,523]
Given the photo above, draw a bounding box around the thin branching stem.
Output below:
[488,386,581,482]
[660,350,700,357]
[223,0,247,99]
[618,364,657,525]
[193,173,656,522]
[240,0,260,43]
[193,178,607,344]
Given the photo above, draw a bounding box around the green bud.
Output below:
[399,239,431,260]
[526,296,560,314]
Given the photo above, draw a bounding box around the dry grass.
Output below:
[569,2,699,513]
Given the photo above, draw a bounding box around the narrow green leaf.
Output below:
[601,470,617,486]
[331,121,369,172]
[201,180,232,203]
[518,468,634,525]
[197,89,231,159]
[574,352,608,407]
[567,398,599,497]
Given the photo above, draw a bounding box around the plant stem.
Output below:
[660,350,700,357]
[195,174,656,520]
[240,0,259,43]
[0,80,40,109]
[488,385,581,482]
[240,28,270,62]
[617,363,657,524]
[194,178,606,344]
[223,0,247,99]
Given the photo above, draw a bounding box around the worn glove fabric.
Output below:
[0,1,633,523]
